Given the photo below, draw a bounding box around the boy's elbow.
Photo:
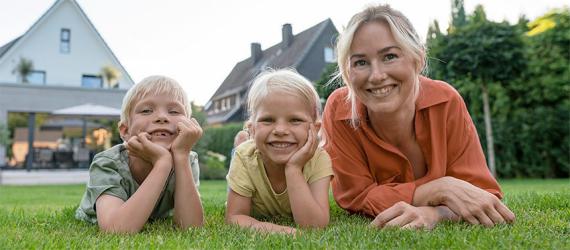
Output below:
[298,217,329,229]
[99,223,142,234]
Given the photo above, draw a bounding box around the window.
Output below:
[28,70,46,85]
[324,47,335,63]
[81,75,102,88]
[60,28,70,53]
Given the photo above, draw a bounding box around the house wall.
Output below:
[0,83,127,165]
[297,23,338,82]
[0,0,132,88]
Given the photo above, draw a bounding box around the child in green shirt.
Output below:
[76,75,203,233]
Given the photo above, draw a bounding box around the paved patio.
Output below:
[0,169,88,185]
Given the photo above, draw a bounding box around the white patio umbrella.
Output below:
[52,103,121,140]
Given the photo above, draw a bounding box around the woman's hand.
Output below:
[429,177,515,226]
[124,132,170,164]
[285,123,318,172]
[370,202,443,230]
[170,117,203,156]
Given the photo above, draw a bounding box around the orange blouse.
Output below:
[322,77,502,217]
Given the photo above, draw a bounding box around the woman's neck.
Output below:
[367,101,416,147]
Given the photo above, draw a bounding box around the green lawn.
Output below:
[0,179,568,249]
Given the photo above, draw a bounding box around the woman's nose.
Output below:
[369,64,388,82]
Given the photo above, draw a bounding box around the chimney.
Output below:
[251,42,262,64]
[282,23,293,48]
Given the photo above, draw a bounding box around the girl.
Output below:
[225,69,333,234]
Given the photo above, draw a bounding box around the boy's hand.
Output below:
[125,132,171,164]
[171,117,203,155]
[285,123,318,172]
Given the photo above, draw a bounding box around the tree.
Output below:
[314,63,343,103]
[451,0,467,30]
[428,5,525,176]
[101,66,121,88]
[12,57,33,83]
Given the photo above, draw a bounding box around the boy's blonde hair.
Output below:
[119,75,191,127]
[247,69,321,123]
[336,4,426,127]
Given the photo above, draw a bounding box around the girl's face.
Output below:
[250,90,315,168]
[347,21,419,116]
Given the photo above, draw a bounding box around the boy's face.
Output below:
[119,93,187,149]
[250,90,319,168]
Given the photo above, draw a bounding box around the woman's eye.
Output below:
[352,59,367,67]
[384,53,398,61]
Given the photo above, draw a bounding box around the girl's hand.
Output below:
[370,202,442,230]
[171,117,203,155]
[124,132,170,164]
[432,177,515,226]
[285,123,318,171]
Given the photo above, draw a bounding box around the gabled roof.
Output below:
[0,0,134,85]
[209,18,335,101]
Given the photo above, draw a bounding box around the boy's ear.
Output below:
[119,122,129,141]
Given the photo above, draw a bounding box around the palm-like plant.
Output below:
[12,57,34,83]
[101,65,121,88]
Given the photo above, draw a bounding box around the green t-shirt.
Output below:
[227,140,333,218]
[75,144,200,224]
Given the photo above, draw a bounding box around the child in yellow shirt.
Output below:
[225,69,333,234]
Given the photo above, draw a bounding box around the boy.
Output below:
[75,75,203,233]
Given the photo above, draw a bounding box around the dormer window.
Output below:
[60,28,70,53]
[324,47,335,63]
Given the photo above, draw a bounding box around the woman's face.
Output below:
[347,21,418,116]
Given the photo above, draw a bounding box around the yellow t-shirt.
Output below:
[227,140,333,218]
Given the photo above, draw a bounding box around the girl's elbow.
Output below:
[99,223,141,234]
[298,217,329,229]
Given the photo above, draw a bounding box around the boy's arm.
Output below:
[170,118,204,229]
[285,124,330,228]
[96,153,172,234]
[225,189,297,235]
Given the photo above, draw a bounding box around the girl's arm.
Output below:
[285,172,330,228]
[96,133,172,233]
[285,123,330,228]
[225,189,297,235]
[171,118,204,229]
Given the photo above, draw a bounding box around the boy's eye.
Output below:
[169,110,181,115]
[383,53,398,61]
[257,117,273,125]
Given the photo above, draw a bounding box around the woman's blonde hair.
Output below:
[336,4,426,127]
[247,69,322,123]
[119,75,190,127]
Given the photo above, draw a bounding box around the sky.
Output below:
[0,0,567,105]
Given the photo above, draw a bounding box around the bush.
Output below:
[200,155,227,180]
[200,123,244,169]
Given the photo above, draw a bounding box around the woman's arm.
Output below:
[225,190,297,235]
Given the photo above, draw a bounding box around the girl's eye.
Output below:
[258,118,273,125]
[140,109,152,114]
[384,53,398,61]
[352,59,367,67]
[169,110,181,115]
[290,118,304,125]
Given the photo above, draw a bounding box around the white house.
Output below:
[0,0,134,166]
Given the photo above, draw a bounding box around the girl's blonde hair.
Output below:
[119,75,190,127]
[336,4,426,127]
[247,69,322,123]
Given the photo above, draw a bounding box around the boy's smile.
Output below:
[120,93,187,149]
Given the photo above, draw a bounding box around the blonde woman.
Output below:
[322,4,515,229]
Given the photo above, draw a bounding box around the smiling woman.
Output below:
[322,4,515,230]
